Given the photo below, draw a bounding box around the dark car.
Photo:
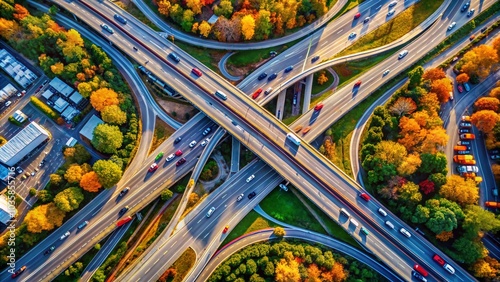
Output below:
[168,52,181,63]
[311,56,320,63]
[412,271,427,282]
[284,66,294,73]
[258,73,268,81]
[354,80,362,87]
[119,206,130,216]
[78,221,89,229]
[459,128,471,134]
[461,1,470,12]
[489,149,500,155]
[174,137,182,144]
[11,266,26,278]
[492,155,500,160]
[114,14,127,24]
[176,157,186,166]
[481,26,488,33]
[248,191,256,199]
[119,187,130,197]
[268,73,278,81]
[43,246,55,256]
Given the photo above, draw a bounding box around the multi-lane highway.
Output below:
[5,0,494,281]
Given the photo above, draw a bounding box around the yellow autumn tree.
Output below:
[186,0,203,14]
[241,14,255,40]
[198,21,211,38]
[317,72,329,85]
[25,203,66,233]
[158,0,171,16]
[0,18,21,39]
[440,175,479,206]
[90,88,119,112]
[275,257,300,282]
[51,62,64,75]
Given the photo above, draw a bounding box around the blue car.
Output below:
[284,66,294,73]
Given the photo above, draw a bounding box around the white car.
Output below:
[246,175,255,183]
[444,263,455,274]
[206,207,215,218]
[383,69,390,76]
[237,194,244,201]
[399,228,411,238]
[398,50,409,59]
[387,9,395,17]
[200,138,209,147]
[448,22,456,30]
[166,154,175,162]
[60,231,70,240]
[189,140,197,148]
[203,128,211,136]
[388,0,397,7]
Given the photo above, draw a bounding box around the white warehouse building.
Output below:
[0,122,51,167]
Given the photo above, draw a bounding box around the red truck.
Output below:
[116,216,132,227]
[485,202,500,208]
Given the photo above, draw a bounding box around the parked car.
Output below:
[489,149,500,155]
[457,84,464,93]
[464,82,471,92]
[491,155,500,160]
[459,128,471,134]
[460,122,472,128]
[462,116,471,122]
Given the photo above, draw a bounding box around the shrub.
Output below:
[30,96,59,120]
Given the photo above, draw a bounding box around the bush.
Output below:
[30,96,59,120]
[161,189,173,201]
[29,188,37,196]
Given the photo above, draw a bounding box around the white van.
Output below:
[400,228,411,238]
[5,101,12,107]
[349,218,359,227]
[378,208,387,216]
[385,221,395,229]
[340,208,350,217]
[398,50,409,59]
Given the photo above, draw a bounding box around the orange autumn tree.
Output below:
[456,73,470,84]
[90,88,119,111]
[474,97,500,112]
[80,171,102,192]
[431,78,452,103]
[422,68,446,81]
[13,4,29,21]
[471,110,499,133]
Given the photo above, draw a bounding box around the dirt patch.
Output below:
[155,98,198,123]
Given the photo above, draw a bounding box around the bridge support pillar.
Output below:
[276,88,287,120]
[302,74,313,114]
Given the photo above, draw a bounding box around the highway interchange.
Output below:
[2,0,498,281]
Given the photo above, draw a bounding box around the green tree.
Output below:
[181,9,194,32]
[374,140,407,168]
[92,160,123,188]
[407,66,424,88]
[254,10,272,40]
[49,173,64,188]
[429,173,447,189]
[169,4,184,23]
[452,238,486,264]
[246,259,258,275]
[411,205,430,224]
[54,187,84,212]
[463,205,500,239]
[37,190,53,203]
[398,181,422,205]
[214,0,233,18]
[91,123,123,154]
[418,153,447,175]
[101,105,127,125]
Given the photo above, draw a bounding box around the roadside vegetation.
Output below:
[158,248,196,282]
[221,211,281,246]
[150,117,175,153]
[209,240,380,281]
[200,159,219,181]
[335,0,444,57]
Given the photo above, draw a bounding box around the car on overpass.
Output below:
[398,50,409,59]
[222,225,229,233]
[149,163,159,172]
[176,157,186,166]
[114,14,127,24]
[119,187,130,197]
[166,154,175,162]
[100,24,114,34]
[11,266,26,278]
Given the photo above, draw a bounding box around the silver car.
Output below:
[189,140,197,148]
[206,207,215,217]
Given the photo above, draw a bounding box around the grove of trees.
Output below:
[346,66,500,278]
[209,240,379,282]
[154,0,330,42]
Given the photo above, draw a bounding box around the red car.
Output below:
[354,80,362,87]
[176,157,186,166]
[433,254,445,266]
[354,12,361,19]
[413,265,428,277]
[252,88,263,99]
[175,150,183,156]
[11,266,26,278]
[457,84,464,93]
[359,193,370,201]
[314,103,324,111]
[148,163,158,172]
[223,225,229,233]
[191,68,202,77]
